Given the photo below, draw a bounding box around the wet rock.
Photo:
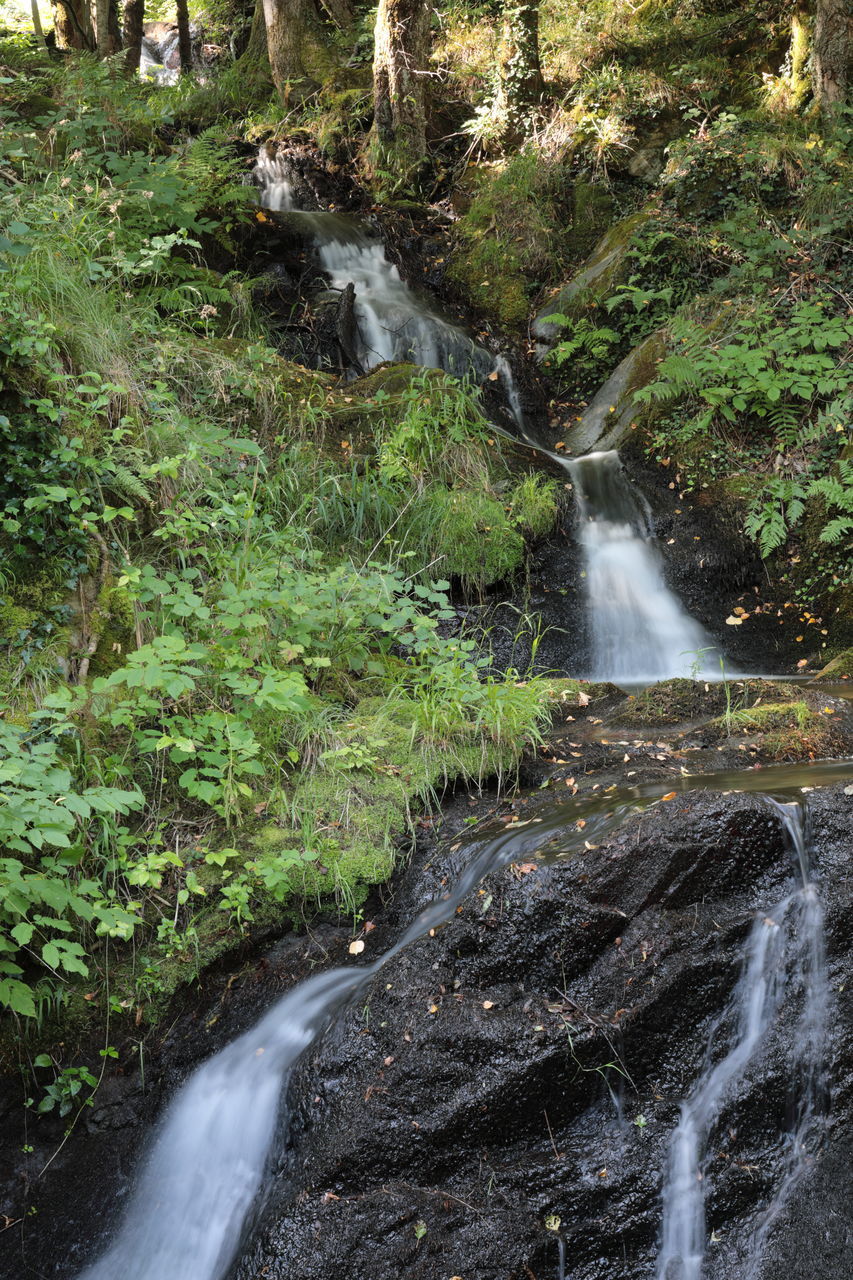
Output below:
[561,331,665,455]
[533,212,653,348]
[234,785,853,1280]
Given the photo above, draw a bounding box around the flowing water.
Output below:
[255,149,723,686]
[657,799,828,1280]
[566,451,719,685]
[73,760,850,1280]
[67,151,850,1280]
[255,151,524,414]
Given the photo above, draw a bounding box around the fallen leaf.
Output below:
[349,939,365,955]
[725,615,744,626]
[661,791,677,801]
[482,1000,495,1010]
[487,370,499,381]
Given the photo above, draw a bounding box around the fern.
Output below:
[744,475,807,557]
[766,400,801,449]
[108,461,151,504]
[809,458,853,546]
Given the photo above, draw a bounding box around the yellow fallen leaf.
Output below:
[725,615,744,626]
[661,791,677,801]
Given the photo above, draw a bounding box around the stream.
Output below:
[22,147,853,1280]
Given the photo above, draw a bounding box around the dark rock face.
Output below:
[230,784,853,1280]
[3,776,851,1280]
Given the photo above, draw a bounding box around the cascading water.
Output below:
[657,799,828,1280]
[71,761,850,1280]
[255,150,720,687]
[253,150,525,417]
[566,450,720,685]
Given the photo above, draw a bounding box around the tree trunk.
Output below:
[370,0,431,187]
[123,0,144,72]
[52,0,94,49]
[175,0,192,74]
[493,0,544,139]
[813,0,852,114]
[96,0,111,56]
[31,0,47,45]
[319,0,352,29]
[261,0,330,101]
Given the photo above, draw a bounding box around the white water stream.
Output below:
[566,450,720,685]
[657,800,828,1280]
[256,150,723,686]
[70,152,840,1280]
[72,764,850,1280]
[255,151,523,410]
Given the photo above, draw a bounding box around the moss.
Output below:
[448,153,567,329]
[507,473,560,539]
[613,678,799,728]
[418,486,526,591]
[447,237,530,329]
[244,695,523,915]
[568,182,616,259]
[814,648,853,681]
[705,699,843,760]
[87,582,137,679]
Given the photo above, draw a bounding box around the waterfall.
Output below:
[73,805,614,1280]
[566,450,720,685]
[71,764,846,1280]
[253,149,525,420]
[657,799,828,1280]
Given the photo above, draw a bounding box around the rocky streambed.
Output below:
[2,679,851,1280]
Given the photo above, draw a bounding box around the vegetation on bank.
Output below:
[0,41,561,1042]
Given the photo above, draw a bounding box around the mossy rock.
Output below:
[533,211,654,345]
[704,698,845,760]
[567,182,616,260]
[446,237,529,330]
[17,92,55,122]
[416,486,525,592]
[564,330,666,455]
[814,648,853,681]
[611,678,799,728]
[242,696,523,916]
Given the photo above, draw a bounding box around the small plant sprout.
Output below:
[634,1113,648,1130]
[413,1220,427,1244]
[545,1214,561,1232]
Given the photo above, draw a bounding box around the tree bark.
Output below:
[175,0,192,74]
[370,0,431,185]
[261,0,330,100]
[123,0,144,72]
[813,0,852,115]
[493,0,544,139]
[240,0,268,61]
[319,0,352,29]
[96,0,111,56]
[31,0,47,45]
[52,0,94,49]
